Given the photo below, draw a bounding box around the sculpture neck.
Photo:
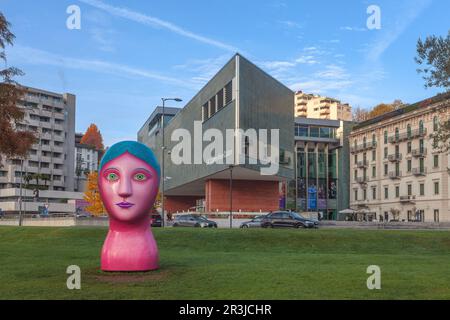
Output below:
[108,215,150,233]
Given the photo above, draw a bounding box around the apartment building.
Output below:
[0,86,80,214]
[295,91,352,121]
[349,93,450,222]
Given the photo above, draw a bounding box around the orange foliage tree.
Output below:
[83,171,105,216]
[80,124,104,150]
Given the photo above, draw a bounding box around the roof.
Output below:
[295,117,341,128]
[138,106,181,132]
[352,91,450,131]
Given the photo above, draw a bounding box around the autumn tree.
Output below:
[80,124,104,150]
[0,12,36,165]
[352,107,370,122]
[83,171,105,216]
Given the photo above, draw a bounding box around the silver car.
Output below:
[240,216,266,228]
[173,214,218,228]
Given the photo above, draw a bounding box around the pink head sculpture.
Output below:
[98,141,160,272]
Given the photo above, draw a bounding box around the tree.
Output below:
[415,30,450,91]
[0,12,36,165]
[416,30,450,152]
[352,107,370,122]
[83,171,105,216]
[80,124,104,150]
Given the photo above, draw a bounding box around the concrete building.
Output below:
[0,86,80,214]
[138,54,295,213]
[295,91,352,121]
[74,133,99,192]
[294,118,353,219]
[349,92,450,222]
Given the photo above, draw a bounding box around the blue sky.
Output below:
[1,0,449,146]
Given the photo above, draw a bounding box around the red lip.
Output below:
[116,202,135,209]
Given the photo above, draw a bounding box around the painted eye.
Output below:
[134,173,147,181]
[106,173,119,181]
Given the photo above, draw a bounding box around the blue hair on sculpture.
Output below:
[99,141,160,176]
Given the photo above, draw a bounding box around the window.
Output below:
[434,154,439,167]
[434,182,439,195]
[434,209,439,223]
[407,160,412,172]
[372,187,376,200]
[354,170,358,181]
[372,166,376,178]
[395,186,400,198]
[354,189,358,201]
[217,89,224,110]
[384,187,388,199]
[363,189,367,200]
[384,130,388,144]
[407,124,412,139]
[433,116,439,132]
[384,147,388,159]
[224,81,233,105]
[384,164,388,176]
[202,102,209,121]
[407,142,412,154]
[407,184,412,196]
[395,127,399,140]
[363,137,367,148]
[354,154,358,164]
[310,127,320,137]
[420,183,425,196]
[372,133,376,146]
[372,150,376,161]
[419,120,424,134]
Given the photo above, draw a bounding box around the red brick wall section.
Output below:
[205,179,279,212]
[165,196,200,213]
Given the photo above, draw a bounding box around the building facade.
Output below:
[349,93,450,222]
[294,118,353,219]
[74,134,99,192]
[0,86,79,214]
[295,91,352,121]
[138,54,295,213]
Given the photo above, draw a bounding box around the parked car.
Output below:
[150,213,162,227]
[240,215,266,228]
[261,211,318,229]
[172,215,217,228]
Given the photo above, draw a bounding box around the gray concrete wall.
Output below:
[64,93,76,192]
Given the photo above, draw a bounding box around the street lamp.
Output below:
[161,97,182,227]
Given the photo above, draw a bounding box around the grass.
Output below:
[0,226,450,299]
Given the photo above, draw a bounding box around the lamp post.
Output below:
[229,165,234,229]
[161,97,182,227]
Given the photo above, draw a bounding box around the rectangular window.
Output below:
[224,81,232,105]
[202,102,209,121]
[217,89,224,110]
[354,154,358,165]
[354,170,358,181]
[434,210,439,223]
[407,142,412,154]
[420,183,425,196]
[407,160,412,172]
[407,184,412,196]
[209,96,216,115]
[354,189,358,201]
[434,154,439,167]
[384,187,388,199]
[384,147,388,159]
[434,182,439,195]
[395,186,399,198]
[372,150,376,161]
[372,166,376,178]
[363,189,367,200]
[384,164,388,176]
[372,187,376,200]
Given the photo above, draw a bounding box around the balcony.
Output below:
[412,167,427,176]
[412,148,427,157]
[350,141,377,153]
[400,195,416,203]
[357,160,368,168]
[389,128,427,144]
[356,177,368,185]
[389,171,402,179]
[388,153,402,162]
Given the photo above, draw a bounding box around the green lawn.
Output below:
[1,226,450,299]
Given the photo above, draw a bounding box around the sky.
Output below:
[1,0,449,147]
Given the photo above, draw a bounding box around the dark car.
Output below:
[173,214,217,228]
[261,211,318,229]
[150,213,162,227]
[240,215,266,228]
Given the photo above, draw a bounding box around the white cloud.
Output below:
[340,26,367,32]
[277,20,302,29]
[79,0,240,53]
[173,55,231,87]
[8,45,195,88]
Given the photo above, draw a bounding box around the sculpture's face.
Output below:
[98,152,159,222]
